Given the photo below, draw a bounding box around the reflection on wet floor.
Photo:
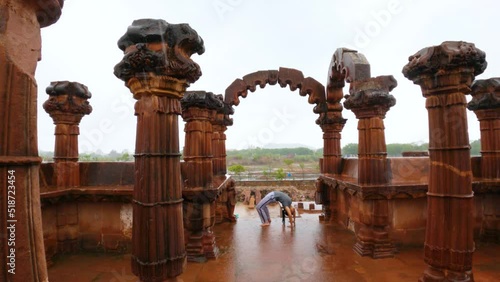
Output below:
[48,203,500,282]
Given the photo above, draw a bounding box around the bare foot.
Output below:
[261,222,270,227]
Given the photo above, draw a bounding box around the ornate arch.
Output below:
[224,67,326,118]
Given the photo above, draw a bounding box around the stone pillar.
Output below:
[468,78,500,242]
[43,81,91,254]
[212,95,233,177]
[317,114,345,223]
[181,91,223,262]
[0,1,63,281]
[468,78,500,179]
[321,67,347,175]
[344,75,397,259]
[403,41,487,282]
[212,95,237,222]
[43,81,92,188]
[114,19,205,281]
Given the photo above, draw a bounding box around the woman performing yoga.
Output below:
[256,191,295,227]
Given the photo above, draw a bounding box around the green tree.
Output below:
[228,164,246,180]
[274,168,286,181]
[470,139,480,156]
[298,163,305,180]
[342,143,358,156]
[284,158,294,169]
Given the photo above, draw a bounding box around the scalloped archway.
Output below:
[224,67,327,119]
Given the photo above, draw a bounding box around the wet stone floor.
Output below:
[48,203,500,282]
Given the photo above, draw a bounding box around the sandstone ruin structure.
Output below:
[0,2,499,281]
[0,0,64,281]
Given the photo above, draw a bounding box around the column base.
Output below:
[186,233,207,263]
[353,225,395,258]
[203,229,219,260]
[419,266,474,282]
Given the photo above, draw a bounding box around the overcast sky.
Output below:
[35,0,499,153]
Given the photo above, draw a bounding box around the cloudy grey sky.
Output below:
[35,0,499,153]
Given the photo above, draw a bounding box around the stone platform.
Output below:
[47,203,500,282]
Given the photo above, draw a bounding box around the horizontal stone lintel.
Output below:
[318,175,500,200]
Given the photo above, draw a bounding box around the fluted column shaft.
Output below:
[0,1,63,281]
[212,122,228,176]
[403,41,487,282]
[358,117,388,184]
[320,122,344,175]
[183,107,215,187]
[132,79,186,279]
[477,110,500,177]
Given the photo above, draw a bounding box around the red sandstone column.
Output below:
[317,117,345,222]
[43,81,92,188]
[468,78,500,242]
[212,96,233,177]
[212,97,237,222]
[321,71,347,176]
[114,19,205,281]
[0,1,63,281]
[181,91,223,262]
[403,41,486,282]
[468,78,500,179]
[345,75,397,259]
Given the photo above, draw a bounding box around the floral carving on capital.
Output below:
[43,81,92,120]
[402,41,487,83]
[468,78,500,111]
[114,19,205,84]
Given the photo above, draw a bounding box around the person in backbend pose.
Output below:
[256,191,295,227]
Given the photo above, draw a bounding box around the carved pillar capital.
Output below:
[114,19,205,99]
[344,75,397,119]
[181,91,224,119]
[43,81,92,124]
[468,78,500,114]
[403,41,487,96]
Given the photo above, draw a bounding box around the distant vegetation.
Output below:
[39,140,481,165]
[342,140,481,157]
